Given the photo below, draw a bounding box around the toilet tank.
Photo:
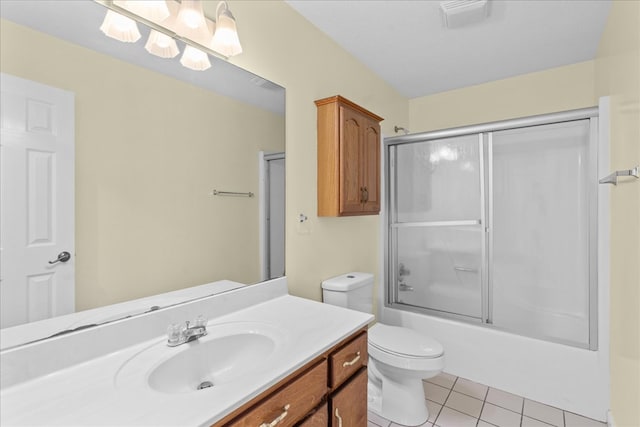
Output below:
[321,272,374,314]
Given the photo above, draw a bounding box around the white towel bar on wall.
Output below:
[599,166,639,185]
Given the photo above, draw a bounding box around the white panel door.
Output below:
[0,73,75,329]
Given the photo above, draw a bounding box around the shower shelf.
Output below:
[598,166,639,185]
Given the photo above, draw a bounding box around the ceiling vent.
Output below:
[250,76,282,91]
[440,0,489,29]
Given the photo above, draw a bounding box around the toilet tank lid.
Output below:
[321,272,374,291]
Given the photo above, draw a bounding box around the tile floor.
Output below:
[367,372,607,427]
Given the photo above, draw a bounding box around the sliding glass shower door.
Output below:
[386,111,598,348]
[490,120,594,346]
[390,134,485,320]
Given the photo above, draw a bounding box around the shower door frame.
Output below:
[384,106,600,350]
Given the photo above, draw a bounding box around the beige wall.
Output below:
[220,1,408,305]
[0,19,285,310]
[409,60,596,132]
[595,1,640,426]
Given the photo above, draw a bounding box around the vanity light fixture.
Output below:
[99,9,141,42]
[180,45,211,71]
[174,0,207,39]
[97,0,243,71]
[145,30,180,58]
[123,0,170,22]
[210,1,242,57]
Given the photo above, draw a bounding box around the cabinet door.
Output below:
[298,403,328,427]
[361,119,380,213]
[339,106,365,214]
[329,369,368,427]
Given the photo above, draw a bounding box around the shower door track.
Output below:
[385,107,598,146]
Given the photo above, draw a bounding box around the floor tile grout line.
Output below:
[433,376,458,427]
[475,383,490,427]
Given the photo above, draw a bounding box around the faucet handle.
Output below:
[194,315,208,328]
[166,323,183,345]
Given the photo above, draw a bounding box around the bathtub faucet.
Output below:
[166,316,208,347]
[398,263,411,277]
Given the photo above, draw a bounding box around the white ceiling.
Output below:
[286,0,612,98]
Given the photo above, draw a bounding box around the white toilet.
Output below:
[322,272,444,426]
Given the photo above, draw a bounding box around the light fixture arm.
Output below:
[216,1,229,19]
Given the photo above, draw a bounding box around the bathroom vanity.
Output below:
[0,278,372,426]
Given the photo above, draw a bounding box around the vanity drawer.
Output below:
[329,331,367,389]
[226,360,327,427]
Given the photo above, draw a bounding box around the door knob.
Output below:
[48,251,71,264]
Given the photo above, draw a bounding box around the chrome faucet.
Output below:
[167,316,208,347]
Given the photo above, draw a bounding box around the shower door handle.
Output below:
[399,283,414,291]
[454,266,478,273]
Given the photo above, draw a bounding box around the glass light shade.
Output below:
[210,9,242,57]
[180,45,211,71]
[175,0,207,38]
[145,30,179,58]
[124,1,170,23]
[100,10,141,43]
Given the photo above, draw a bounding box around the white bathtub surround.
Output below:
[381,301,609,422]
[0,277,373,425]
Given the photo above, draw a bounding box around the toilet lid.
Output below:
[369,324,444,358]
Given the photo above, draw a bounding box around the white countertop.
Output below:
[0,290,372,426]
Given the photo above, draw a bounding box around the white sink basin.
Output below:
[115,321,285,394]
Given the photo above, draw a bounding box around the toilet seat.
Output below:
[369,324,443,358]
[368,324,444,370]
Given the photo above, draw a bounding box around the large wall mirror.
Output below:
[0,0,285,347]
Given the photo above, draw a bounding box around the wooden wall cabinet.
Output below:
[216,329,368,427]
[316,96,383,216]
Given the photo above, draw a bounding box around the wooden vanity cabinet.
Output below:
[316,95,383,217]
[215,329,368,427]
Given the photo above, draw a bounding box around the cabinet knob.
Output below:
[362,187,369,202]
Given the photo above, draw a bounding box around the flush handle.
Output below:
[342,351,361,367]
[48,251,71,264]
[259,404,290,427]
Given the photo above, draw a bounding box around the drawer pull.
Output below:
[334,408,343,427]
[342,351,361,367]
[259,404,290,427]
